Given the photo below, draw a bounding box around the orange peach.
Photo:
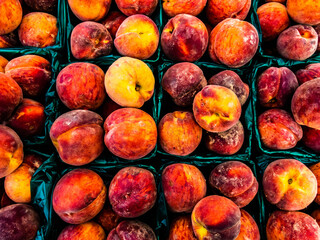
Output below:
[108,167,157,218]
[209,18,259,68]
[0,32,19,48]
[57,222,106,240]
[95,206,122,233]
[267,211,320,239]
[24,0,57,12]
[115,0,158,16]
[193,85,242,133]
[158,111,202,156]
[52,168,106,224]
[114,14,159,60]
[0,0,22,35]
[235,210,260,240]
[163,0,207,17]
[101,11,126,38]
[309,162,320,204]
[68,0,111,21]
[56,62,106,110]
[287,0,320,25]
[18,12,58,48]
[168,215,197,240]
[263,159,317,210]
[0,56,8,73]
[302,126,320,152]
[296,63,320,84]
[50,110,104,166]
[311,209,320,227]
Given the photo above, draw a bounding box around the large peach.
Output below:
[302,126,320,152]
[291,78,320,129]
[105,57,155,108]
[162,62,207,107]
[95,206,122,232]
[0,125,23,178]
[50,110,104,166]
[193,85,241,133]
[192,195,241,240]
[56,62,106,110]
[309,162,320,204]
[168,215,197,240]
[161,14,208,62]
[263,159,317,210]
[24,0,57,12]
[162,163,206,213]
[258,109,303,150]
[0,56,8,73]
[57,222,106,240]
[0,32,19,48]
[71,21,113,60]
[5,55,51,98]
[0,0,22,35]
[68,0,111,21]
[101,11,126,38]
[208,18,259,68]
[158,111,202,156]
[114,15,159,60]
[163,0,207,17]
[18,12,58,48]
[108,167,157,218]
[236,210,260,240]
[296,63,320,84]
[115,0,158,16]
[287,0,320,26]
[52,168,106,224]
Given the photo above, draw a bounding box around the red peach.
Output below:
[316,25,320,51]
[168,215,197,240]
[115,0,158,16]
[95,206,122,233]
[311,209,320,227]
[302,126,320,152]
[101,11,126,38]
[296,63,320,85]
[235,209,260,240]
[57,222,106,240]
[309,162,320,205]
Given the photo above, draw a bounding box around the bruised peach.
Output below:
[277,25,318,60]
[0,56,8,73]
[5,55,51,98]
[263,159,317,210]
[95,206,122,232]
[68,0,111,21]
[50,110,104,166]
[267,211,320,240]
[209,18,259,68]
[236,210,260,240]
[115,0,158,16]
[56,62,106,110]
[101,11,126,38]
[257,67,298,108]
[205,121,244,155]
[57,222,106,240]
[0,32,19,48]
[24,0,57,12]
[312,209,320,227]
[296,63,320,84]
[257,2,290,41]
[52,168,107,224]
[158,112,202,156]
[291,78,320,130]
[169,215,197,240]
[0,0,22,35]
[302,127,320,152]
[163,0,207,17]
[193,85,241,133]
[18,12,58,48]
[108,167,157,218]
[309,162,320,205]
[162,163,206,213]
[258,109,302,150]
[287,0,320,26]
[115,15,159,60]
[208,70,249,106]
[104,108,157,160]
[162,62,207,107]
[192,195,241,240]
[161,14,208,62]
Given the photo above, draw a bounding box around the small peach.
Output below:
[68,0,111,21]
[115,0,158,16]
[296,63,320,84]
[101,11,126,38]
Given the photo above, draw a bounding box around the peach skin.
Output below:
[0,0,22,35]
[68,0,111,21]
[57,222,106,240]
[309,162,320,204]
[115,0,158,16]
[0,56,8,73]
[163,0,207,17]
[296,63,320,84]
[168,215,197,240]
[287,0,320,25]
[236,209,260,240]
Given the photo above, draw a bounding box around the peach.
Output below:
[277,25,318,60]
[0,0,22,35]
[267,211,320,239]
[193,85,242,133]
[52,168,106,224]
[114,15,159,60]
[7,99,45,138]
[115,0,158,16]
[158,111,202,156]
[18,12,58,48]
[291,78,320,129]
[50,110,104,166]
[56,62,106,110]
[0,32,19,48]
[95,206,122,232]
[205,121,245,155]
[208,18,259,68]
[105,57,155,108]
[309,162,320,204]
[257,2,290,41]
[0,56,8,73]
[208,70,249,106]
[206,0,251,26]
[22,154,43,170]
[258,109,303,150]
[5,55,51,98]
[108,167,157,218]
[162,163,206,213]
[302,126,320,152]
[296,63,320,84]
[68,0,111,21]
[316,25,320,51]
[71,21,113,60]
[192,195,241,240]
[287,0,320,25]
[235,210,260,240]
[257,67,298,108]
[0,73,23,122]
[163,0,207,17]
[311,209,320,227]
[107,220,156,240]
[161,14,208,62]
[263,159,317,210]
[162,62,207,107]
[24,0,57,12]
[169,215,197,240]
[209,161,258,208]
[101,11,126,38]
[0,125,23,178]
[57,222,106,240]
[0,204,40,240]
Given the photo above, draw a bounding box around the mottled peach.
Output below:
[163,0,207,17]
[57,222,106,240]
[68,0,111,21]
[0,0,22,35]
[115,0,158,16]
[101,11,126,38]
[169,215,197,240]
[95,206,122,233]
[236,210,260,240]
[296,63,320,84]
